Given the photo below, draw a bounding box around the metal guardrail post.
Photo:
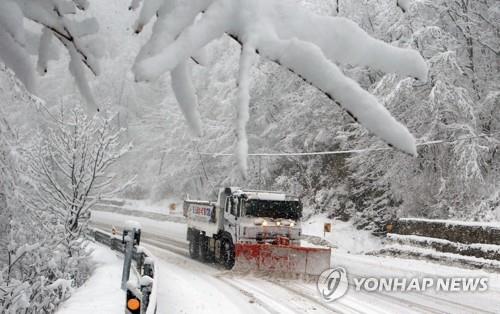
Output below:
[121,226,141,290]
[125,281,142,314]
[140,275,153,313]
[143,257,154,278]
[135,251,145,273]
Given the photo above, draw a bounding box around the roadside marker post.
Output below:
[121,226,141,290]
[126,287,141,314]
[324,222,332,238]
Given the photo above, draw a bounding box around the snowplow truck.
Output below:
[183,187,331,276]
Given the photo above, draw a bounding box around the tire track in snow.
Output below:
[257,278,361,314]
[214,277,291,314]
[141,241,307,314]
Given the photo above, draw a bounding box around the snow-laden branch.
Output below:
[132,0,213,137]
[0,0,101,112]
[235,42,256,178]
[132,0,428,176]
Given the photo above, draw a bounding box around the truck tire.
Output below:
[189,231,200,260]
[220,236,235,269]
[199,235,213,263]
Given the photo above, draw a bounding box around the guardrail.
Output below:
[92,200,186,224]
[88,224,158,314]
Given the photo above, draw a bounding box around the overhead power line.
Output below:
[176,131,499,158]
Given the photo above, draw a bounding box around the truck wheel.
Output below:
[220,237,235,269]
[199,235,213,263]
[189,232,200,259]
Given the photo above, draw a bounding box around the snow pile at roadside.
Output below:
[57,244,124,314]
[302,213,383,254]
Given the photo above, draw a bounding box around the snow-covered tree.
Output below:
[1,102,130,312]
[0,0,102,111]
[24,106,131,241]
[0,108,74,313]
[345,0,500,229]
[436,0,499,99]
[130,0,428,178]
[0,108,17,265]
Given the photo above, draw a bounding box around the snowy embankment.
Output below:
[57,244,124,314]
[302,213,383,253]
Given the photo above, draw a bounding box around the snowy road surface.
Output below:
[90,210,500,314]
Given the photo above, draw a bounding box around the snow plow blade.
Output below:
[234,243,331,277]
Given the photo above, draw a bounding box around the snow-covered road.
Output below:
[91,210,500,314]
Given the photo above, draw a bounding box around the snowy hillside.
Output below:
[3,0,496,225]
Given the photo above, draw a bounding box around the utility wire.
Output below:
[178,131,500,158]
[194,142,218,197]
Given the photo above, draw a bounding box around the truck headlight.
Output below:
[276,221,281,226]
[262,220,268,226]
[290,222,295,227]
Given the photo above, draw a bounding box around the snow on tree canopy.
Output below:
[0,0,101,113]
[133,0,428,177]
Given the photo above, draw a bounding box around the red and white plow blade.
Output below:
[234,243,331,277]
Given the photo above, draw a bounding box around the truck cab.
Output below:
[220,187,302,246]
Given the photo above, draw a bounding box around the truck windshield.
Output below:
[243,199,302,220]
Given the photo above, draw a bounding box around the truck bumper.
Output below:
[234,243,331,277]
